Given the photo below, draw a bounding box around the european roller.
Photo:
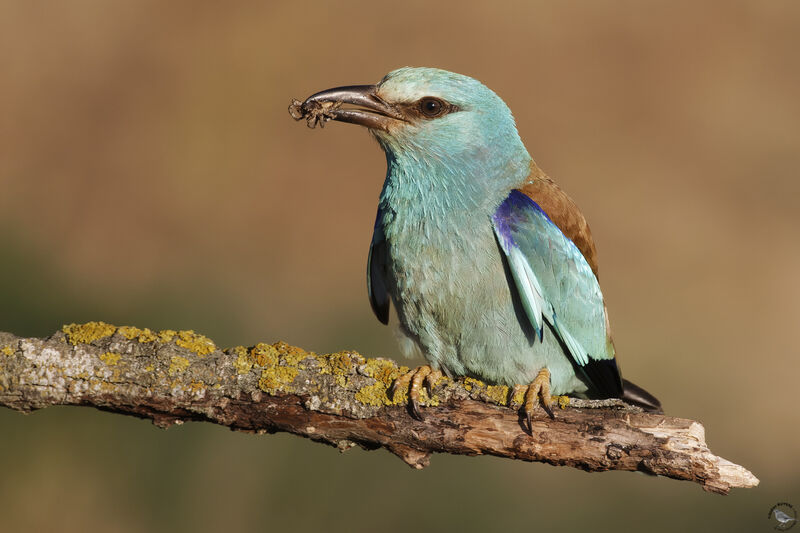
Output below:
[290,67,660,430]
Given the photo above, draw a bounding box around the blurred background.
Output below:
[1,1,798,531]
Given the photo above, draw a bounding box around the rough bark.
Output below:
[0,323,758,494]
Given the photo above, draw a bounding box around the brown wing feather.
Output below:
[516,163,599,277]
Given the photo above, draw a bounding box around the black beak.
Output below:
[289,84,405,131]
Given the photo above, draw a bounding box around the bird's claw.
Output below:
[424,369,443,397]
[513,368,555,435]
[390,365,442,420]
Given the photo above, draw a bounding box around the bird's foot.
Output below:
[390,365,443,420]
[512,368,555,435]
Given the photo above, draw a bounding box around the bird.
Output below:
[290,67,661,430]
[773,509,796,527]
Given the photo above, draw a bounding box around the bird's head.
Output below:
[292,67,530,187]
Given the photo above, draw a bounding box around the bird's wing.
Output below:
[367,207,390,324]
[518,167,599,277]
[492,189,622,397]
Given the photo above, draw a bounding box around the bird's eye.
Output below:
[419,97,446,118]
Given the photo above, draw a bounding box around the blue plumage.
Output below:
[492,190,621,397]
[293,67,659,410]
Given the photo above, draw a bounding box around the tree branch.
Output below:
[0,323,757,494]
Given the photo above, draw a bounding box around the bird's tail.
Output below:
[621,379,662,414]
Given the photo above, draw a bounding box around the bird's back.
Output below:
[518,163,599,277]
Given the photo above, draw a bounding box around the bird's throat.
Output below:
[377,145,531,223]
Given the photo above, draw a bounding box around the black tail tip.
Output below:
[621,379,663,414]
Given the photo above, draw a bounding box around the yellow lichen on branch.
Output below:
[99,352,121,366]
[175,331,216,356]
[63,321,117,345]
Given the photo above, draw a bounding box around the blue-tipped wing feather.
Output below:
[492,190,622,397]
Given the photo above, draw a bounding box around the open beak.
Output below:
[289,84,405,131]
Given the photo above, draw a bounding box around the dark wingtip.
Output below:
[368,294,390,325]
[377,304,390,325]
[621,379,663,414]
[580,358,624,399]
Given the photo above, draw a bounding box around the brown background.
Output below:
[1,1,798,531]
